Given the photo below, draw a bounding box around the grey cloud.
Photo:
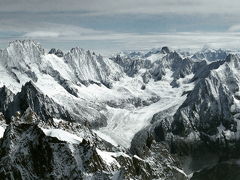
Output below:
[1,0,240,15]
[1,0,240,54]
[228,24,240,32]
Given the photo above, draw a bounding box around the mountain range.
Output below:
[0,40,240,179]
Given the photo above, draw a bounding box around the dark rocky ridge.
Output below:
[0,86,14,114]
[1,81,108,128]
[5,81,73,124]
[49,48,64,57]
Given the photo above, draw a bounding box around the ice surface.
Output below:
[97,70,194,148]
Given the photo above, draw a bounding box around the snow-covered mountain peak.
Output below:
[8,40,42,50]
[7,39,44,59]
[63,47,123,86]
[1,40,44,69]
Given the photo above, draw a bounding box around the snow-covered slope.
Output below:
[0,40,125,128]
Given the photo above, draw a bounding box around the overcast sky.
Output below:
[1,0,240,54]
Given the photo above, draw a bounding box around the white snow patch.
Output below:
[96,148,120,167]
[41,128,83,144]
[170,166,188,177]
[133,155,144,161]
[53,118,63,124]
[0,126,5,138]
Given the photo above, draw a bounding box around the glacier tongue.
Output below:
[97,70,194,148]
